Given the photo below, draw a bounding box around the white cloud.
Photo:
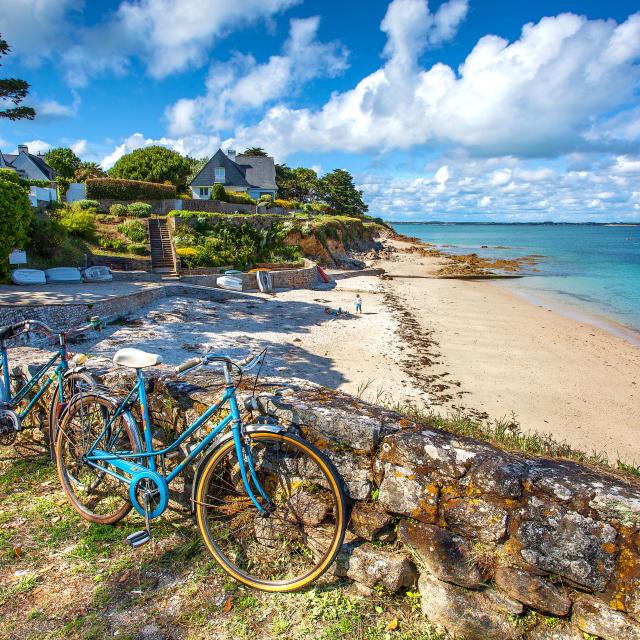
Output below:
[490,169,512,187]
[99,132,221,169]
[165,16,348,136]
[36,91,81,119]
[362,152,640,221]
[71,139,88,157]
[1,0,299,86]
[17,140,52,155]
[611,155,640,174]
[434,165,450,192]
[234,5,640,159]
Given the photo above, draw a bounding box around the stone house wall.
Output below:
[94,371,640,640]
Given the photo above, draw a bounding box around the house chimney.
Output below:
[227,149,236,161]
[18,145,28,154]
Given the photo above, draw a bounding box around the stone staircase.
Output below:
[148,217,178,276]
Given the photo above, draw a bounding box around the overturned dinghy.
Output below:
[256,270,273,293]
[216,275,243,291]
[82,266,113,282]
[11,268,46,285]
[45,267,82,283]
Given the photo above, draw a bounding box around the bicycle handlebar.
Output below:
[1,316,102,343]
[174,352,263,376]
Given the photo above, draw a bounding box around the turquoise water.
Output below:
[391,223,640,333]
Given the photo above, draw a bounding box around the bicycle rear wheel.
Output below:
[194,430,347,592]
[56,393,140,524]
[48,370,96,459]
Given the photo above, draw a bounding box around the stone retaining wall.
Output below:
[94,371,640,640]
[95,198,177,215]
[0,284,245,330]
[180,199,287,216]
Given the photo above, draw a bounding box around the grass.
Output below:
[0,443,446,640]
[389,402,640,480]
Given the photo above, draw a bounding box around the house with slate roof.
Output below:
[0,145,56,182]
[189,148,277,200]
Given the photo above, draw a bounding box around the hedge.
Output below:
[0,179,33,281]
[86,178,176,200]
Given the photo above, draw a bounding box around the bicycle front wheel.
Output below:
[56,393,140,524]
[194,430,347,592]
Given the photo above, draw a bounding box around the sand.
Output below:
[8,236,639,464]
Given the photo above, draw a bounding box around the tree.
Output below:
[109,146,191,190]
[0,178,32,281]
[211,183,227,202]
[242,147,268,157]
[319,169,368,216]
[74,161,106,182]
[45,147,81,179]
[186,156,208,183]
[275,165,318,202]
[0,34,35,121]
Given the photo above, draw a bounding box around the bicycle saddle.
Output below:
[113,348,162,369]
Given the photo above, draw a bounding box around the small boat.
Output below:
[11,269,46,285]
[45,267,82,283]
[256,270,273,293]
[216,275,243,291]
[317,266,331,283]
[82,266,113,282]
[224,269,243,276]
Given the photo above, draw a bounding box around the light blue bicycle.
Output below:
[55,348,347,591]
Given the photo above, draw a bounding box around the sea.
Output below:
[391,223,640,338]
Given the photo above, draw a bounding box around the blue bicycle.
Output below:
[55,348,347,591]
[0,318,100,455]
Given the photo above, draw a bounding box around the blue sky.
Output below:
[1,0,639,221]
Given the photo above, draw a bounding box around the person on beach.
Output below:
[355,294,362,314]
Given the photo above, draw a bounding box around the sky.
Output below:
[1,0,639,221]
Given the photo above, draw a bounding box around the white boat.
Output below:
[216,275,243,291]
[11,269,46,285]
[82,266,113,282]
[45,267,82,284]
[256,270,273,293]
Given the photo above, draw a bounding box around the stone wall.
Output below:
[95,371,640,640]
[180,199,287,216]
[96,198,178,215]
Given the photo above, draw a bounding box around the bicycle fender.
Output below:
[189,423,286,513]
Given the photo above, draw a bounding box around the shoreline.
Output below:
[389,227,640,346]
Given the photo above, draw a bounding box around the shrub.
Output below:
[72,199,101,211]
[86,178,176,200]
[98,236,128,252]
[109,203,128,217]
[259,194,273,203]
[59,207,97,240]
[211,183,227,202]
[0,168,20,184]
[274,198,300,210]
[127,202,153,218]
[0,179,33,280]
[226,190,256,205]
[128,243,148,255]
[117,219,146,243]
[30,216,68,258]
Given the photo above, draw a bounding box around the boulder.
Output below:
[333,542,416,592]
[573,595,640,640]
[442,497,508,542]
[494,566,571,617]
[398,520,485,588]
[349,502,395,541]
[468,456,525,498]
[378,462,439,521]
[517,498,617,591]
[418,573,523,640]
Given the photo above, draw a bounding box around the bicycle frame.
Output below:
[83,367,270,516]
[0,343,68,420]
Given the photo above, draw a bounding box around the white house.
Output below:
[189,149,277,200]
[0,145,56,182]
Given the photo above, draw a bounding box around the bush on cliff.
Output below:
[0,179,33,281]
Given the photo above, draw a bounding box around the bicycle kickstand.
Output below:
[126,493,153,548]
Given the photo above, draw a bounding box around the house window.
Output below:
[214,167,225,183]
[199,187,209,197]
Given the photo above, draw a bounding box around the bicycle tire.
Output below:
[194,430,347,592]
[56,392,140,524]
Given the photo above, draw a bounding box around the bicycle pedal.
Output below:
[126,530,152,548]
